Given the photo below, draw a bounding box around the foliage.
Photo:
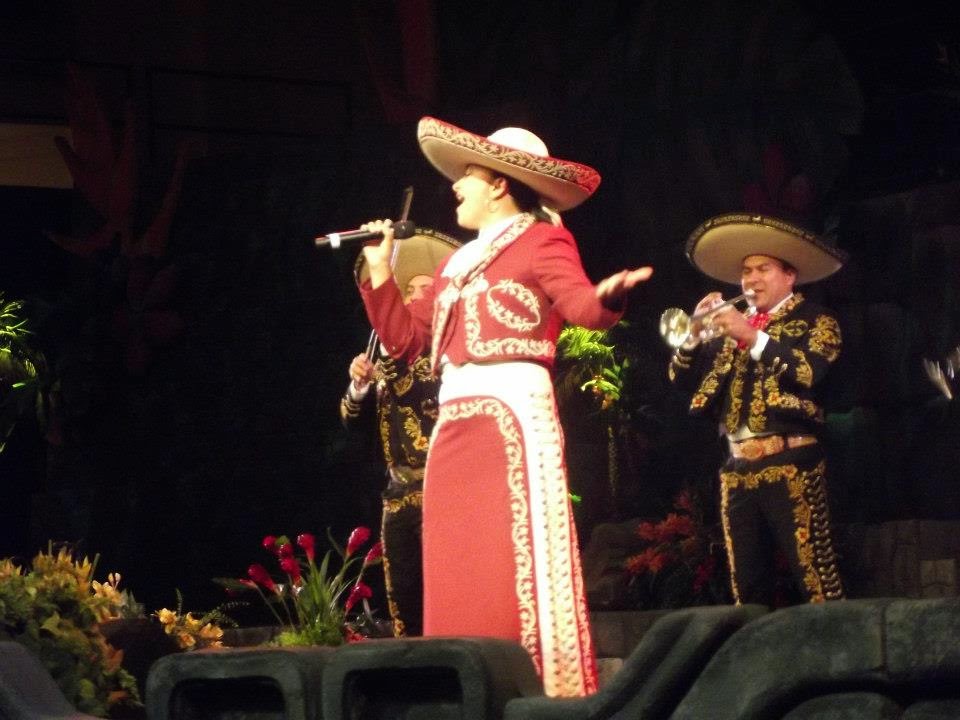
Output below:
[0,545,141,716]
[623,489,730,609]
[154,589,239,650]
[555,324,625,413]
[0,293,47,452]
[216,527,385,647]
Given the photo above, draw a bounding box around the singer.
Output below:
[355,116,652,697]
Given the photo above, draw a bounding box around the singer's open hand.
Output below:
[360,219,395,289]
[595,266,654,305]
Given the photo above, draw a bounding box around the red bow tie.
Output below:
[738,311,770,350]
[748,311,771,330]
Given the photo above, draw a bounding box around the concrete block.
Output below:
[0,640,100,719]
[321,637,542,720]
[146,645,335,720]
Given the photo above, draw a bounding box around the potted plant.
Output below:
[0,545,141,717]
[216,526,388,646]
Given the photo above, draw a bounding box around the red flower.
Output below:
[636,521,659,542]
[297,533,316,562]
[262,535,278,551]
[657,513,696,541]
[625,547,673,577]
[344,628,366,643]
[278,542,294,558]
[363,541,383,566]
[344,582,373,612]
[673,490,695,514]
[345,527,371,557]
[692,555,717,594]
[279,556,301,583]
[247,563,278,594]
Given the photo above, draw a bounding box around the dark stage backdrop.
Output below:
[1,0,958,612]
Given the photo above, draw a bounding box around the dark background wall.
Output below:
[1,0,958,613]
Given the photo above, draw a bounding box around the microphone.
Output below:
[314,220,416,248]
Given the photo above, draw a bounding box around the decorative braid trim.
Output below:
[419,117,601,194]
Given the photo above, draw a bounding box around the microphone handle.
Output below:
[315,220,415,248]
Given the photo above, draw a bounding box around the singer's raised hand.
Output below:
[595,265,654,306]
[360,219,395,289]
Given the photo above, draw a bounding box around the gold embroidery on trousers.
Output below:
[720,461,843,603]
[434,398,540,675]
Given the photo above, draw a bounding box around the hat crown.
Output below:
[486,127,549,157]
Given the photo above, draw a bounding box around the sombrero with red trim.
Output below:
[416,116,601,212]
[686,213,848,286]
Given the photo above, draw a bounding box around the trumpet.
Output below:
[659,290,755,348]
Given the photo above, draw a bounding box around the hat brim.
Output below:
[686,214,847,285]
[417,116,601,212]
[354,228,461,292]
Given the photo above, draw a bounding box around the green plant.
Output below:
[0,293,47,453]
[216,527,385,646]
[154,589,239,650]
[555,324,625,412]
[0,545,141,716]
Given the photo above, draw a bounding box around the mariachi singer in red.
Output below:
[356,116,652,697]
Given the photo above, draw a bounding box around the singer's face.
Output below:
[404,274,434,304]
[452,165,497,230]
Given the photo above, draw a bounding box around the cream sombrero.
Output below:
[686,213,848,286]
[354,227,461,292]
[416,116,601,212]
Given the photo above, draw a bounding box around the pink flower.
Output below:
[344,581,373,612]
[363,542,383,566]
[297,533,316,562]
[247,563,278,594]
[279,556,301,582]
[345,527,371,557]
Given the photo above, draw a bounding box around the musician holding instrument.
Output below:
[666,214,848,606]
[340,229,460,637]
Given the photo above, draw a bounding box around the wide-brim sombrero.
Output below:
[354,227,461,292]
[416,116,601,212]
[686,213,848,285]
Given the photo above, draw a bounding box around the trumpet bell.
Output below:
[659,307,691,348]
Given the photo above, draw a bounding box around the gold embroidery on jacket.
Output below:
[748,372,767,431]
[430,215,535,371]
[383,491,424,514]
[486,279,541,332]
[691,341,734,411]
[464,286,555,360]
[724,349,749,432]
[809,315,841,361]
[792,348,813,387]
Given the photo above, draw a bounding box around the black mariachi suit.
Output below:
[340,352,440,635]
[668,293,844,604]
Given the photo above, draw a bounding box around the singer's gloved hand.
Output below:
[361,219,395,289]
